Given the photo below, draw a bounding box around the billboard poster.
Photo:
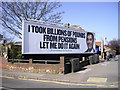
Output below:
[22,20,95,54]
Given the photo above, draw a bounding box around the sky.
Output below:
[1,1,118,43]
[59,2,118,42]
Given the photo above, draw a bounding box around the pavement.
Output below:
[1,56,119,88]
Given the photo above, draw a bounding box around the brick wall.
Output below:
[0,57,64,74]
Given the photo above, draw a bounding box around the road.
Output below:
[2,77,97,89]
[1,59,119,89]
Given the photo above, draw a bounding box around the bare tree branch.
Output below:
[108,39,120,54]
[1,2,64,39]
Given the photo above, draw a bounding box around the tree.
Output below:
[0,32,14,43]
[108,39,120,54]
[1,1,64,39]
[7,42,22,59]
[0,34,3,41]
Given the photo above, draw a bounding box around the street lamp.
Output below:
[101,37,104,59]
[101,37,107,59]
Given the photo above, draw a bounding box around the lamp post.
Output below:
[101,37,107,59]
[101,38,104,59]
[0,34,3,56]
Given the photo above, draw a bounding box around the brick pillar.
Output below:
[60,56,65,74]
[29,58,33,64]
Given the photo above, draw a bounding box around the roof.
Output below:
[96,42,101,46]
[64,24,85,31]
[14,41,22,45]
[70,25,85,31]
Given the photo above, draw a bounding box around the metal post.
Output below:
[101,38,104,59]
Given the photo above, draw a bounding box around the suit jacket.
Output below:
[85,48,95,53]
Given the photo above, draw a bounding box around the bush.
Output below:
[8,42,22,59]
[16,51,22,59]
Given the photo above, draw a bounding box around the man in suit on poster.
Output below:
[85,32,95,53]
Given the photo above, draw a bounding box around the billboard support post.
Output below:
[29,58,33,64]
[60,56,65,74]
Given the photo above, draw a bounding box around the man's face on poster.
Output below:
[86,34,94,49]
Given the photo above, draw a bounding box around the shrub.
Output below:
[8,42,22,59]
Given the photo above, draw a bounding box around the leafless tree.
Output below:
[1,1,64,39]
[0,31,14,43]
[0,34,3,41]
[108,39,120,54]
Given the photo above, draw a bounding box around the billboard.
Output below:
[22,20,95,54]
